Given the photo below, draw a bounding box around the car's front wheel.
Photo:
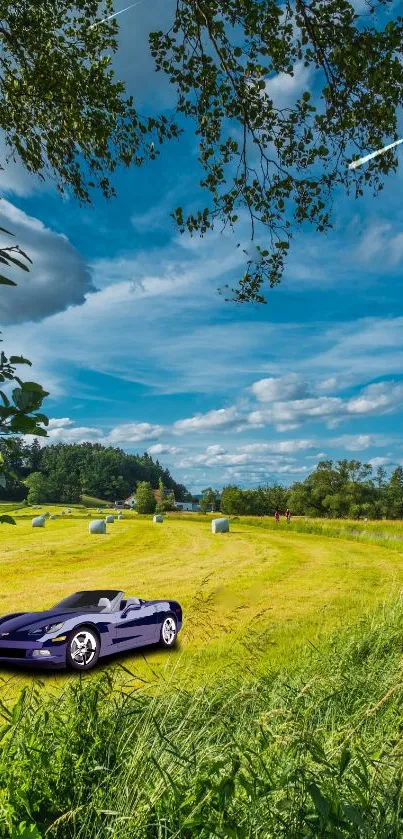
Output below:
[160,615,177,648]
[66,627,100,671]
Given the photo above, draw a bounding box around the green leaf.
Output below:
[342,803,367,828]
[12,388,42,412]
[34,413,49,426]
[308,782,331,819]
[21,381,48,393]
[339,746,351,777]
[1,253,30,272]
[9,356,32,366]
[0,275,17,286]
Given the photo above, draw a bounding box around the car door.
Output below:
[114,602,158,651]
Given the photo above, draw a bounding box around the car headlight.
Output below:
[28,622,64,636]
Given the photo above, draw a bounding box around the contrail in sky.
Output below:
[349,138,403,170]
[88,0,147,29]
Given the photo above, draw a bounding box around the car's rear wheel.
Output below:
[66,627,100,671]
[160,615,177,648]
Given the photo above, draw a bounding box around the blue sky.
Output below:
[1,0,403,493]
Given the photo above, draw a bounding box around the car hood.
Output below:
[0,609,81,633]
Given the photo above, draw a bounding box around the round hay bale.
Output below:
[105,515,115,523]
[211,517,229,534]
[61,511,65,516]
[89,519,106,535]
[118,514,124,520]
[43,512,50,518]
[49,515,56,520]
[87,512,92,517]
[153,514,164,523]
[32,516,45,528]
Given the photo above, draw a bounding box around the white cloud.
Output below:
[368,457,391,468]
[244,380,403,432]
[250,374,310,403]
[246,396,344,431]
[331,434,379,452]
[147,443,181,455]
[47,418,74,429]
[240,439,315,454]
[107,423,163,444]
[347,382,403,416]
[0,200,94,324]
[205,445,227,456]
[46,421,101,443]
[173,407,240,434]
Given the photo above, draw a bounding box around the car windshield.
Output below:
[53,590,121,611]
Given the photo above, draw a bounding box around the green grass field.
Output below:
[1,505,403,702]
[3,506,403,836]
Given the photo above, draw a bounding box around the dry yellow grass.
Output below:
[1,509,403,700]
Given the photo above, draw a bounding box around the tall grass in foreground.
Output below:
[2,598,403,838]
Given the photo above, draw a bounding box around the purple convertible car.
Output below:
[0,590,183,671]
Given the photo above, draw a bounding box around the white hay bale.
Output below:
[32,516,45,528]
[211,517,229,534]
[49,515,56,520]
[89,519,106,535]
[153,514,164,523]
[118,514,124,520]
[105,515,115,523]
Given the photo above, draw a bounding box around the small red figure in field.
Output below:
[285,508,291,524]
[274,510,280,523]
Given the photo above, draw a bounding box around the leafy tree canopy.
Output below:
[1,1,402,301]
[0,0,179,202]
[135,481,157,515]
[220,460,403,519]
[150,0,403,301]
[0,439,190,506]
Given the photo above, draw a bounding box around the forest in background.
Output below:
[220,460,403,519]
[1,441,403,519]
[0,438,191,505]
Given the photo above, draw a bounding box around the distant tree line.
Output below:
[3,445,403,519]
[221,460,403,519]
[0,439,191,505]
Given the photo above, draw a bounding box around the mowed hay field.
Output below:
[1,507,403,701]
